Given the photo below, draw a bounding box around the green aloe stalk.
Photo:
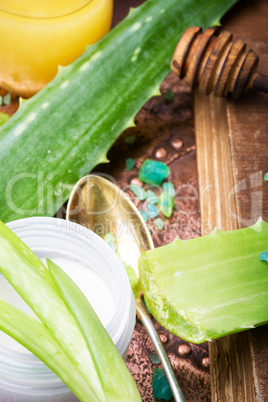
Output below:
[0,299,96,402]
[0,221,141,401]
[0,0,237,223]
[47,258,141,400]
[139,219,268,344]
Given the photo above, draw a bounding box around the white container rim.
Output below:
[5,216,132,346]
[0,217,136,398]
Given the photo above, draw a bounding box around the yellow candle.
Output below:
[0,0,113,97]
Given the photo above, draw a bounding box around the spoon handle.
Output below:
[135,297,186,402]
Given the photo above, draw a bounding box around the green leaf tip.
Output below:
[19,97,27,106]
[139,219,268,343]
[98,153,109,165]
[152,87,162,97]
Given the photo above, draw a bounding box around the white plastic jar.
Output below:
[0,217,136,401]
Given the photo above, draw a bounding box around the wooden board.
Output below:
[194,0,268,400]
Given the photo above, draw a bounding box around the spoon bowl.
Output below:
[66,174,186,402]
[66,175,153,278]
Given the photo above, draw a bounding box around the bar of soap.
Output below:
[139,219,268,343]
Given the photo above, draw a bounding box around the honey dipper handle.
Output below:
[251,72,268,93]
[171,26,268,98]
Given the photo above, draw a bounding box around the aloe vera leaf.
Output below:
[0,221,106,400]
[0,0,237,223]
[0,220,58,291]
[139,219,268,344]
[47,258,141,401]
[0,298,96,402]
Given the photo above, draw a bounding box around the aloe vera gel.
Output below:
[139,219,268,343]
[0,217,136,401]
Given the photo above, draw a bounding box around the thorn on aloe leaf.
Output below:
[0,113,11,126]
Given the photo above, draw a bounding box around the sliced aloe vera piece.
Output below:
[47,259,141,401]
[0,221,106,400]
[0,298,96,402]
[139,219,268,343]
[0,221,141,400]
[0,0,237,223]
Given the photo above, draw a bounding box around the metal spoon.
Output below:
[66,174,186,402]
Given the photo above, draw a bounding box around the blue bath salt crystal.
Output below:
[259,251,268,262]
[154,218,164,230]
[104,232,117,253]
[147,203,158,219]
[146,190,159,204]
[158,192,174,218]
[124,134,136,144]
[126,158,136,171]
[139,210,148,222]
[3,93,11,106]
[152,368,173,401]
[163,182,176,196]
[130,184,147,201]
[164,89,174,102]
[139,159,170,185]
[150,353,161,365]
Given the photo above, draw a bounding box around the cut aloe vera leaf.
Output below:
[0,221,106,400]
[139,219,268,343]
[0,298,96,402]
[0,220,58,291]
[0,0,237,223]
[47,259,141,401]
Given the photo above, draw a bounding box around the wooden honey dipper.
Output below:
[171,27,268,98]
